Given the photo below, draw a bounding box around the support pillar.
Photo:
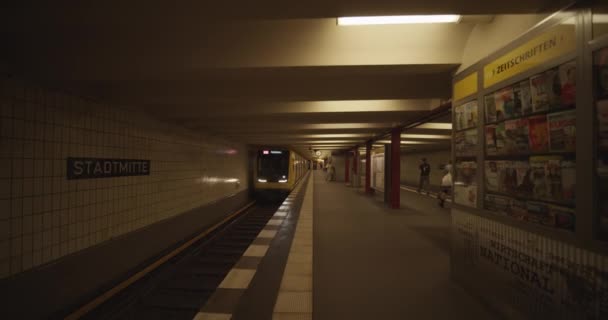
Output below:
[352,149,357,174]
[345,152,350,183]
[390,129,400,209]
[365,142,372,194]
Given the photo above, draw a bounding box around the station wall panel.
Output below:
[0,77,249,279]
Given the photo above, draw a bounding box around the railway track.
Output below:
[78,201,284,320]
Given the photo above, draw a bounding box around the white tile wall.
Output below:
[0,78,249,278]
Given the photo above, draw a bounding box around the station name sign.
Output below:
[67,157,150,180]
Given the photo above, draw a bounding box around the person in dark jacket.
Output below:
[418,158,431,195]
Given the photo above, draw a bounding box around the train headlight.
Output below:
[278,179,288,183]
[258,178,267,183]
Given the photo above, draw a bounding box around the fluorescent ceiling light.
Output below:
[377,140,436,144]
[294,123,395,130]
[594,14,608,24]
[261,133,372,139]
[337,15,461,26]
[416,122,452,130]
[401,134,451,139]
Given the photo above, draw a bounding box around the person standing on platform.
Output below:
[418,158,431,195]
[328,163,335,181]
[438,165,452,208]
[325,163,334,181]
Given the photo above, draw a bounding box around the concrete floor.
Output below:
[313,171,493,320]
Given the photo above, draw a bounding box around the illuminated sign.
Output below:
[263,150,269,154]
[453,72,478,101]
[483,24,575,88]
[67,157,150,179]
[270,151,283,154]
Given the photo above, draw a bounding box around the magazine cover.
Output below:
[485,161,500,192]
[600,177,608,237]
[530,72,550,112]
[495,86,515,120]
[546,159,563,201]
[600,152,608,177]
[510,199,528,221]
[519,80,533,115]
[546,68,562,109]
[486,125,497,155]
[548,109,576,152]
[513,83,524,117]
[464,100,478,129]
[596,47,608,99]
[455,161,477,185]
[485,194,510,214]
[558,61,576,108]
[514,160,533,196]
[454,103,465,131]
[454,131,466,156]
[526,201,551,226]
[561,160,576,202]
[454,185,477,208]
[501,161,518,195]
[506,118,530,153]
[598,100,608,150]
[528,115,549,153]
[495,122,506,154]
[550,205,575,231]
[496,160,511,194]
[485,94,497,123]
[464,129,478,156]
[530,156,550,199]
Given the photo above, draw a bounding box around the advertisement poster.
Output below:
[451,210,608,319]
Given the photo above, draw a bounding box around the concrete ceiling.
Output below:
[0,1,572,157]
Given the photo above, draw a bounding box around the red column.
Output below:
[345,152,350,183]
[365,141,372,194]
[352,149,358,174]
[391,128,400,209]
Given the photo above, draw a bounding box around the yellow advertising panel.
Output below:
[483,24,576,88]
[453,72,478,102]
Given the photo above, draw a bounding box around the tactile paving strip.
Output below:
[272,175,314,318]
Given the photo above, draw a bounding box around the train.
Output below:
[253,148,309,197]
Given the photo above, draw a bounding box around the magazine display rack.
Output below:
[449,8,608,319]
[595,47,608,239]
[453,100,479,208]
[450,15,602,237]
[482,59,577,232]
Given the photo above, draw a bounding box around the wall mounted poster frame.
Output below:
[451,9,608,320]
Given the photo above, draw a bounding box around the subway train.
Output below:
[253,148,309,197]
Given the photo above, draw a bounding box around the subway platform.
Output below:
[195,170,493,320]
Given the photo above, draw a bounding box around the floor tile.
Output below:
[193,312,232,320]
[272,313,312,320]
[201,289,244,313]
[258,230,278,238]
[267,219,284,226]
[234,256,262,269]
[274,292,313,313]
[243,244,269,257]
[283,263,313,276]
[218,269,256,289]
[287,252,312,264]
[280,275,313,291]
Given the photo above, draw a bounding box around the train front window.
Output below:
[258,150,289,182]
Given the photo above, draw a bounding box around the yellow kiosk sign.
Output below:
[453,72,478,102]
[483,24,575,88]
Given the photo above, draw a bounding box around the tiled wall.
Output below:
[0,78,248,278]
